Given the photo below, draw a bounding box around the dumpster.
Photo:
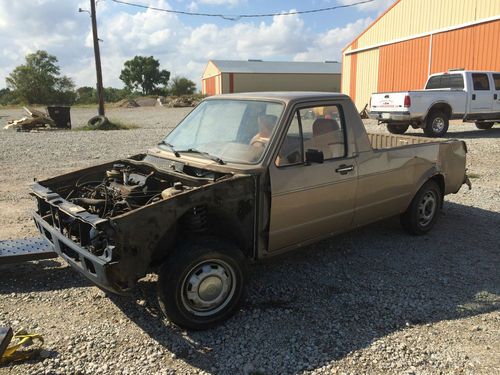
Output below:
[46,106,71,129]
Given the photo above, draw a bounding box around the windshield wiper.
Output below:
[178,148,225,165]
[158,140,180,157]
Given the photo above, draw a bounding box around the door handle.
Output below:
[495,94,498,100]
[335,164,354,174]
[472,94,476,100]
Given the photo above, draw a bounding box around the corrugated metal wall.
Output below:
[431,20,500,73]
[354,0,500,49]
[203,77,216,96]
[341,54,352,97]
[355,49,379,108]
[378,36,430,92]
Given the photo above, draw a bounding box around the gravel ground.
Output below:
[0,106,499,374]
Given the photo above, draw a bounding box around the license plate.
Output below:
[381,113,391,119]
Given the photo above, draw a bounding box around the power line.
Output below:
[110,0,375,21]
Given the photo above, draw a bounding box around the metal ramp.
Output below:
[0,237,57,265]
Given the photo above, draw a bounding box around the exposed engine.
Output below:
[64,163,189,219]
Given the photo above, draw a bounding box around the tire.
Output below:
[424,110,449,137]
[387,123,409,134]
[157,238,247,330]
[87,115,109,128]
[475,122,494,130]
[401,180,442,235]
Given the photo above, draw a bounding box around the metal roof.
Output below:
[210,60,341,75]
[205,91,348,102]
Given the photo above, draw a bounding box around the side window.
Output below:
[276,105,346,167]
[472,73,490,91]
[493,74,500,90]
[449,74,465,89]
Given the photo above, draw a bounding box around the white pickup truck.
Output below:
[369,70,500,137]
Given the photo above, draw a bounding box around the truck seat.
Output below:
[306,118,344,159]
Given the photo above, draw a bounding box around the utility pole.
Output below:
[90,0,105,116]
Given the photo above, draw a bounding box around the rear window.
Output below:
[425,74,464,90]
[472,73,490,90]
[493,74,500,90]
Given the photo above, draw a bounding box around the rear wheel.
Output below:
[157,238,246,330]
[424,110,449,137]
[475,122,494,130]
[387,123,409,134]
[401,180,442,235]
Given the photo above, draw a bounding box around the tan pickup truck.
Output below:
[30,92,470,329]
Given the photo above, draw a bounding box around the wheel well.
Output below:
[427,103,452,120]
[175,205,254,259]
[430,174,445,206]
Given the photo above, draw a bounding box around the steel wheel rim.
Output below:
[181,259,236,317]
[432,117,445,133]
[418,191,437,227]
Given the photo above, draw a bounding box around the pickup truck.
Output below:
[369,70,500,137]
[30,92,470,329]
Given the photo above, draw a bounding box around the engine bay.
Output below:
[50,158,227,220]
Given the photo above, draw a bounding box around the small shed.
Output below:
[202,60,341,96]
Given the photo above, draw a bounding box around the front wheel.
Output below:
[424,111,449,137]
[475,122,494,130]
[387,123,409,134]
[157,238,246,330]
[401,180,442,235]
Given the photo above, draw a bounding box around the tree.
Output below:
[119,56,170,95]
[6,50,75,104]
[169,76,196,96]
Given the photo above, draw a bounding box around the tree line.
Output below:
[0,50,197,106]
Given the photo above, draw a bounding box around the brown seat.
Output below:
[307,118,344,159]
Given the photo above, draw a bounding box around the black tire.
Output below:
[387,123,409,134]
[87,115,109,128]
[424,110,449,137]
[157,238,246,330]
[475,122,494,130]
[401,180,442,235]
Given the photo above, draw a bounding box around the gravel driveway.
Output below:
[0,107,498,374]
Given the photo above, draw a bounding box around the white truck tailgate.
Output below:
[370,92,408,113]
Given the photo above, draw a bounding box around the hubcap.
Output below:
[418,191,437,227]
[432,117,445,133]
[181,259,235,317]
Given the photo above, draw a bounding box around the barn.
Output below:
[342,0,500,110]
[201,60,341,96]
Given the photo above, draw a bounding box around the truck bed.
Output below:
[367,132,441,149]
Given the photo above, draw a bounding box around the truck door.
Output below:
[469,73,493,114]
[492,73,500,117]
[268,103,357,251]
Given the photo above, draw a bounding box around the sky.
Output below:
[0,0,395,90]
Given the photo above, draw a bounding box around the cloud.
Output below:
[0,0,372,90]
[293,17,372,62]
[339,0,395,13]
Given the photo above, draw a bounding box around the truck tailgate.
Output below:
[370,92,409,113]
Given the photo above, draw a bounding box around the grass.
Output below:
[76,119,138,131]
[468,172,481,179]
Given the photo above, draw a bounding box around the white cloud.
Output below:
[0,0,371,90]
[339,0,395,13]
[293,17,372,62]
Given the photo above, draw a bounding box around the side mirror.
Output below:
[305,149,324,164]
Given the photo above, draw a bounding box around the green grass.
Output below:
[468,172,481,179]
[76,119,138,131]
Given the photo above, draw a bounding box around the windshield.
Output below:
[161,99,284,164]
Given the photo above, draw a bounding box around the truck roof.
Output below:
[205,91,350,103]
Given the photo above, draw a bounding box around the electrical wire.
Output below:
[110,0,375,21]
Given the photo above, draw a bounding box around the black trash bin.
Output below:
[47,106,71,129]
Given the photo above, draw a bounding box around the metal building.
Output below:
[202,60,341,96]
[342,0,500,110]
